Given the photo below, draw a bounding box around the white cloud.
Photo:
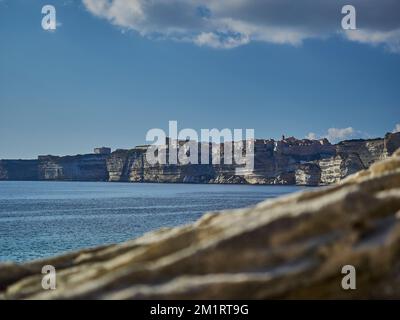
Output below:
[305,132,317,140]
[325,127,355,142]
[393,123,400,133]
[194,32,249,49]
[306,127,358,143]
[82,0,400,50]
[345,29,400,53]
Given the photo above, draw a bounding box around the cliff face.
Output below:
[106,149,145,182]
[0,160,38,181]
[103,138,336,185]
[38,154,109,181]
[295,163,321,185]
[104,133,400,186]
[318,153,365,185]
[314,134,397,186]
[336,138,386,168]
[385,132,400,155]
[106,148,216,183]
[2,148,400,299]
[1,132,399,186]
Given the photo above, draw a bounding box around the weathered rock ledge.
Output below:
[1,149,400,299]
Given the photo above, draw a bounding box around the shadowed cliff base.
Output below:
[1,148,400,299]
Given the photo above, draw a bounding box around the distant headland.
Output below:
[1,132,399,186]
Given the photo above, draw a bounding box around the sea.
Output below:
[0,181,304,262]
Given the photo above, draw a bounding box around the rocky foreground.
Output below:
[1,149,400,299]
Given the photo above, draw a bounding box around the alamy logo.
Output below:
[341,5,357,30]
[145,121,255,175]
[41,265,56,290]
[41,5,56,31]
[341,265,356,290]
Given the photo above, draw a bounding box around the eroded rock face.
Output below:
[385,132,400,155]
[102,138,334,185]
[295,163,321,186]
[336,138,386,168]
[106,149,145,182]
[318,153,366,185]
[1,133,400,185]
[99,133,400,186]
[38,154,109,181]
[1,149,400,299]
[0,160,38,181]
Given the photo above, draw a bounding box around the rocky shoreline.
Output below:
[1,147,400,299]
[1,132,399,186]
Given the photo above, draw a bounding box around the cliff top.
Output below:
[4,132,400,162]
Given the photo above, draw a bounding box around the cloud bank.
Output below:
[82,0,400,50]
[306,127,368,143]
[325,127,355,142]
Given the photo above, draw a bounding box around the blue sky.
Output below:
[1,0,400,159]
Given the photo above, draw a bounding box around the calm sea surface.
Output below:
[0,181,304,262]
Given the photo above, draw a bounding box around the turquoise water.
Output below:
[0,181,304,262]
